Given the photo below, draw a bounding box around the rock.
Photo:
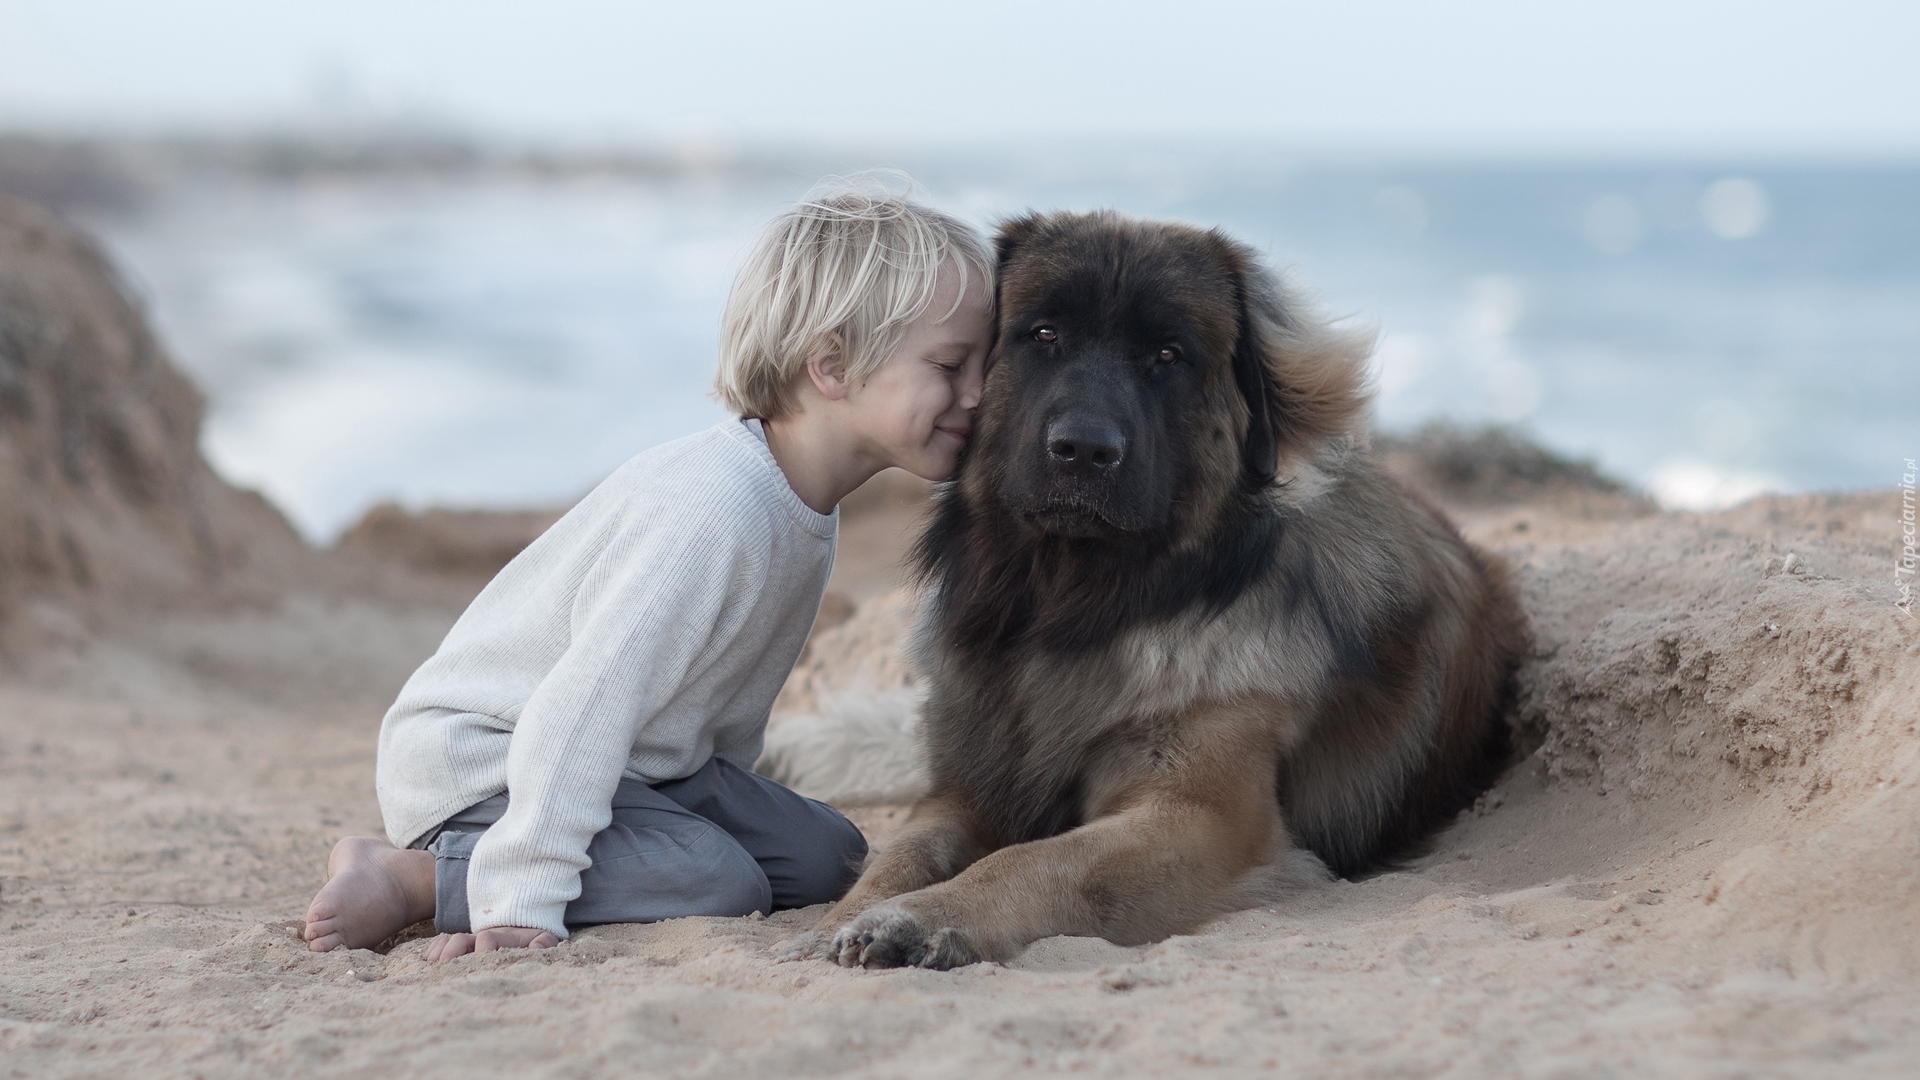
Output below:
[334,502,567,579]
[0,193,314,650]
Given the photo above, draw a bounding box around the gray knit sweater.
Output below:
[375,419,837,937]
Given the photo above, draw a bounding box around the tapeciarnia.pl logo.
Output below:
[1898,457,1916,618]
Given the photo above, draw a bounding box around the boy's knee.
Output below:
[781,808,869,908]
[700,848,775,918]
[829,810,869,868]
[573,822,772,924]
[657,825,775,918]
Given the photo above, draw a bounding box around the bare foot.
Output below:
[303,836,435,953]
[423,926,560,963]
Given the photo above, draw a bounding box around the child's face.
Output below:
[848,266,993,482]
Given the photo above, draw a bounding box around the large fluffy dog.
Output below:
[802,211,1526,969]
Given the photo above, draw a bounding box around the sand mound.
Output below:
[1503,492,1920,981]
[0,194,315,654]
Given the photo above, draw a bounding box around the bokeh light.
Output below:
[1701,177,1770,239]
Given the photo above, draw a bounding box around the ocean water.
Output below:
[92,151,1920,541]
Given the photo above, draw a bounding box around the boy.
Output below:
[303,183,995,960]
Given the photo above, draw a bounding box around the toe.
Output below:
[921,927,977,970]
[303,890,339,932]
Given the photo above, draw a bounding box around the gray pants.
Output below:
[416,758,867,934]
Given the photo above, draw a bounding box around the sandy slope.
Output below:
[3,193,1919,1078]
[3,489,1917,1079]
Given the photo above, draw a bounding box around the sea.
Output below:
[83,145,1920,542]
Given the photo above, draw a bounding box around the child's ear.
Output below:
[804,334,853,401]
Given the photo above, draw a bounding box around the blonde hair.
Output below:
[714,175,995,418]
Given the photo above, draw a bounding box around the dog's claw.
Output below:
[832,929,864,967]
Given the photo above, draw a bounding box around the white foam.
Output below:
[1647,458,1786,511]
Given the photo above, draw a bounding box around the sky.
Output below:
[2,0,1918,154]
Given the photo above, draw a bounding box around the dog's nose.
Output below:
[1046,417,1126,469]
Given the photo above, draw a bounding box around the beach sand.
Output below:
[3,193,1918,1077]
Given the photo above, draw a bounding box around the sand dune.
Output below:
[2,193,1918,1077]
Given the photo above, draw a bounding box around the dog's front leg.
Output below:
[831,710,1283,969]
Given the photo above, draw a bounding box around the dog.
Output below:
[797,210,1526,969]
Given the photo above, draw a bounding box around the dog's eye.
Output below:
[1156,346,1181,364]
[1032,327,1057,344]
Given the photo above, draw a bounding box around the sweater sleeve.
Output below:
[462,495,763,937]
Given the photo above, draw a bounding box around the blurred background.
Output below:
[2,0,1915,541]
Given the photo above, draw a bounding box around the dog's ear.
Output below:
[994,213,1046,271]
[1215,230,1372,484]
[1230,274,1281,482]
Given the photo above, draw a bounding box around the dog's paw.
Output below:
[829,905,982,970]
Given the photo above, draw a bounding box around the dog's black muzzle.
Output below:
[998,354,1175,540]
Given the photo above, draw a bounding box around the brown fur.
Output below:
[797,211,1527,969]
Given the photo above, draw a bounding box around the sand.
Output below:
[3,193,1919,1078]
